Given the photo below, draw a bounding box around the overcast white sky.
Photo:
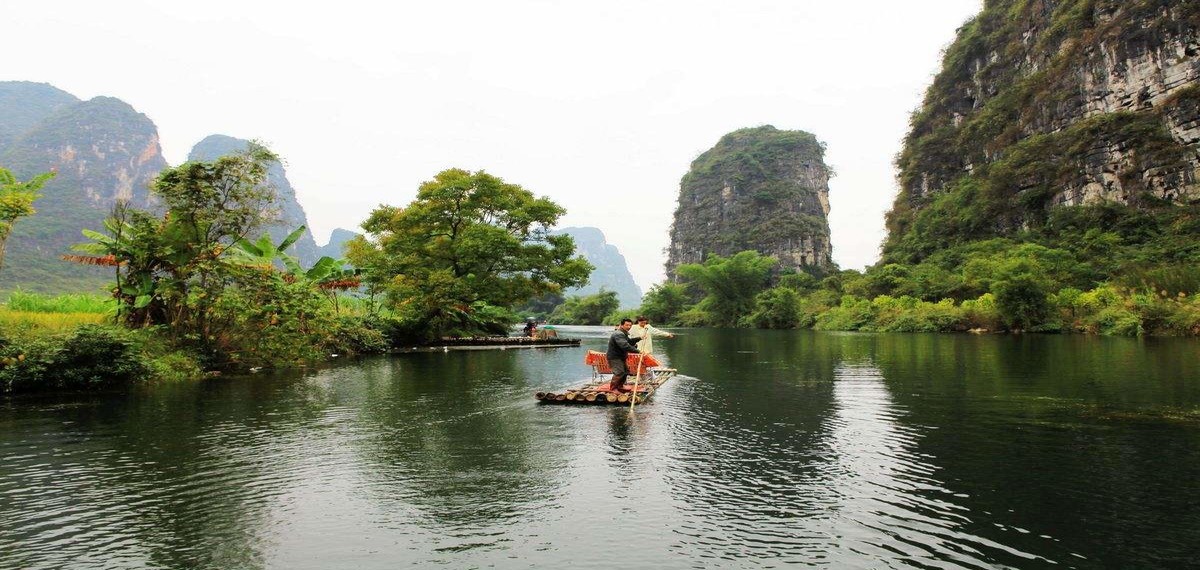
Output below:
[3,0,980,290]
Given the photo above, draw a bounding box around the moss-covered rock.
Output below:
[666,126,834,277]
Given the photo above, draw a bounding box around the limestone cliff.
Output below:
[0,92,166,291]
[885,0,1200,262]
[666,126,833,277]
[552,227,642,307]
[188,135,321,265]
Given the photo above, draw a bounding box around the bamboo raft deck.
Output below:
[535,351,677,406]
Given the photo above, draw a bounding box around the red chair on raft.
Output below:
[584,350,661,382]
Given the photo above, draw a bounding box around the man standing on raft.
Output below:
[607,318,641,392]
[629,315,674,355]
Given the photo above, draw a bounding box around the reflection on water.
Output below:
[2,329,1200,568]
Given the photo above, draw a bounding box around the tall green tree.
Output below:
[676,250,777,327]
[548,289,619,325]
[72,145,280,350]
[0,167,55,273]
[637,282,691,325]
[348,168,592,338]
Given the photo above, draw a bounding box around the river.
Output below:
[2,327,1199,569]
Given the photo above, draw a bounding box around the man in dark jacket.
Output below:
[607,318,641,391]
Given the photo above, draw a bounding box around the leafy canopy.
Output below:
[548,289,620,325]
[348,168,592,337]
[675,250,777,327]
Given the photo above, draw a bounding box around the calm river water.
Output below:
[2,327,1199,569]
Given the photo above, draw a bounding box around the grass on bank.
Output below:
[1,291,205,393]
[4,290,116,314]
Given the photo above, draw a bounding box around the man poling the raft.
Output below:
[532,318,677,405]
[606,318,641,392]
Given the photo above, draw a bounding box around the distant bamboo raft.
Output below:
[535,351,677,406]
[431,336,580,348]
[395,336,580,354]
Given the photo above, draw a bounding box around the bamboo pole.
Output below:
[631,353,647,410]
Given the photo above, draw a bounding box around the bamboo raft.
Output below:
[535,351,677,406]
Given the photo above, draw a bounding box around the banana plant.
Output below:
[230,225,307,270]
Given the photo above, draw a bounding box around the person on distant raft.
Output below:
[607,318,641,392]
[629,315,674,356]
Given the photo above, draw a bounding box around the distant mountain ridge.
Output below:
[0,85,166,292]
[0,82,79,155]
[0,82,328,291]
[318,228,359,260]
[552,226,642,307]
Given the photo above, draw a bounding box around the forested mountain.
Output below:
[552,226,642,307]
[0,85,166,292]
[0,83,331,291]
[884,0,1200,267]
[666,126,833,278]
[188,135,321,265]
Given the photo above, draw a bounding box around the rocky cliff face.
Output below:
[552,227,642,307]
[188,135,321,265]
[885,0,1200,262]
[666,126,833,277]
[0,89,166,291]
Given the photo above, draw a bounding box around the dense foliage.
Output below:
[548,289,619,325]
[0,167,54,272]
[347,168,592,340]
[545,249,1200,337]
[675,251,776,327]
[63,145,385,371]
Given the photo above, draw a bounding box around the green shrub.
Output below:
[1166,296,1200,335]
[745,287,801,329]
[1088,306,1143,336]
[0,325,151,393]
[324,316,389,355]
[992,267,1051,330]
[962,293,1002,330]
[675,307,711,328]
[873,297,965,332]
[814,296,873,331]
[145,350,204,383]
[54,325,149,389]
[360,314,424,347]
[636,282,691,325]
[548,290,620,325]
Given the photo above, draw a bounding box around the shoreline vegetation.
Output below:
[537,247,1200,338]
[1,151,593,395]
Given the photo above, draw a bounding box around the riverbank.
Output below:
[0,292,581,395]
[563,282,1200,337]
